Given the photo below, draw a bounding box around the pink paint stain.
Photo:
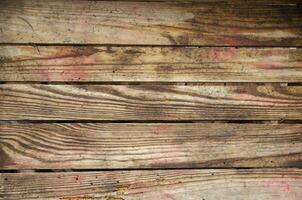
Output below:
[131,6,144,18]
[255,61,286,70]
[264,180,291,193]
[37,47,97,81]
[208,47,237,61]
[223,38,241,46]
[155,125,171,134]
[38,65,90,81]
[255,50,288,70]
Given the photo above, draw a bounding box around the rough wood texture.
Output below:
[0,84,301,120]
[0,0,301,46]
[1,169,302,199]
[68,0,301,3]
[0,123,301,169]
[1,46,302,82]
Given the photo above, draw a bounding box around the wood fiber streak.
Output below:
[0,123,301,169]
[0,84,301,120]
[0,0,301,46]
[0,0,302,200]
[1,46,302,82]
[57,0,301,3]
[1,169,302,200]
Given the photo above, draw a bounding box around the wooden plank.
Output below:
[0,123,301,169]
[67,0,301,3]
[1,169,302,199]
[0,84,301,120]
[1,46,302,82]
[0,0,301,46]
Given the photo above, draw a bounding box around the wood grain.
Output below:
[0,0,301,46]
[1,46,302,82]
[0,123,301,169]
[65,0,301,3]
[0,84,301,120]
[1,169,302,199]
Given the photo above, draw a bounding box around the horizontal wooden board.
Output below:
[1,169,302,199]
[0,0,301,46]
[0,123,301,169]
[0,84,301,120]
[1,46,302,82]
[67,0,301,3]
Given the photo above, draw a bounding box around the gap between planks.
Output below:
[1,120,301,124]
[1,167,302,174]
[0,44,300,47]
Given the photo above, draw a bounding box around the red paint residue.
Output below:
[255,61,286,69]
[155,125,171,134]
[131,6,144,18]
[265,180,291,193]
[38,64,90,81]
[255,49,288,70]
[223,38,241,46]
[37,47,98,81]
[208,47,237,61]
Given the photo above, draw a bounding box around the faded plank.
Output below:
[1,46,302,82]
[75,0,302,3]
[0,0,302,46]
[1,169,302,199]
[0,123,301,169]
[0,84,301,120]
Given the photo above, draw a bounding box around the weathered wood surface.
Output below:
[0,123,301,169]
[1,0,301,46]
[1,169,302,199]
[0,84,301,120]
[67,0,301,3]
[1,46,302,82]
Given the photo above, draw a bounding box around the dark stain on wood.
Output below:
[0,1,301,199]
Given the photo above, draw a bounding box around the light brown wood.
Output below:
[0,0,301,46]
[0,0,301,199]
[0,84,301,120]
[0,123,301,169]
[1,169,302,199]
[1,46,301,82]
[69,0,301,3]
